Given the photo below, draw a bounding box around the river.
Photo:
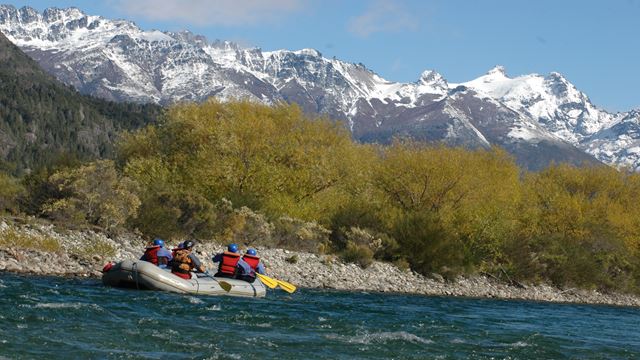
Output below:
[1,273,638,359]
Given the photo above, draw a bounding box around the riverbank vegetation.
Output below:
[1,100,640,294]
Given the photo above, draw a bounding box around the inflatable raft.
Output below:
[102,260,266,298]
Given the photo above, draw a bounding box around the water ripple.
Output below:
[1,273,639,359]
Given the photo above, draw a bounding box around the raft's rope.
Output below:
[133,262,139,290]
[195,273,200,295]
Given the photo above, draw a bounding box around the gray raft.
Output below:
[102,259,266,298]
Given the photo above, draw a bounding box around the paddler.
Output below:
[236,248,266,283]
[171,240,205,279]
[212,243,241,279]
[140,238,173,268]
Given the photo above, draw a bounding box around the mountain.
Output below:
[1,5,637,170]
[0,28,160,174]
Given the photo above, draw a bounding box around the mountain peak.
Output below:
[418,70,448,89]
[293,48,322,57]
[486,65,507,77]
[42,6,85,23]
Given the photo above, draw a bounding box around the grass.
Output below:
[68,237,116,260]
[0,227,62,253]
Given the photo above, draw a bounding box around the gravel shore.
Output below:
[1,220,639,307]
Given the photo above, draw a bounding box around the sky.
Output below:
[2,0,639,112]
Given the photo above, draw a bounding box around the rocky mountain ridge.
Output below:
[0,5,638,170]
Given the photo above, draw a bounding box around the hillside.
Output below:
[0,31,161,174]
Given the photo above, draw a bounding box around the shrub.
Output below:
[68,237,117,260]
[392,211,468,276]
[40,160,140,232]
[0,172,25,214]
[0,227,61,253]
[341,241,374,268]
[285,254,299,264]
[272,216,331,253]
[215,204,273,247]
[133,190,216,241]
[393,258,411,272]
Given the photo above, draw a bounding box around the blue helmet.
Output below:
[153,238,164,247]
[246,248,257,256]
[228,243,239,253]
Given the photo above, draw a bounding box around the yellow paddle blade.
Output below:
[218,280,232,292]
[276,279,297,294]
[256,273,278,289]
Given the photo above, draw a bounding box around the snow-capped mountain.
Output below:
[0,5,637,170]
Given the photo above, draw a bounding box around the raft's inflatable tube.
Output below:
[102,260,266,298]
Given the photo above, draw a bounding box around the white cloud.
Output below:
[110,0,305,27]
[348,0,418,38]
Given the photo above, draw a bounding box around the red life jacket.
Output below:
[142,246,161,265]
[217,251,241,276]
[242,254,260,272]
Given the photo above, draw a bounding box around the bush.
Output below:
[393,258,411,272]
[133,190,216,241]
[0,172,25,214]
[285,254,299,264]
[341,241,374,268]
[339,226,400,262]
[68,237,117,260]
[0,226,61,253]
[392,211,468,276]
[39,160,140,232]
[272,216,331,253]
[214,202,274,247]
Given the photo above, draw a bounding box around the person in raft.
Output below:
[140,238,173,268]
[171,240,206,279]
[212,243,241,279]
[170,241,184,260]
[236,248,266,283]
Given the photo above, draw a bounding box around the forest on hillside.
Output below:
[1,100,639,294]
[0,31,161,175]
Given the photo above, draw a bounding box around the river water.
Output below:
[1,273,639,359]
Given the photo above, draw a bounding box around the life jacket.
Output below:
[142,246,161,265]
[217,251,241,276]
[242,254,260,273]
[172,249,194,275]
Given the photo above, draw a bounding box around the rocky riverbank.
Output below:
[1,220,640,307]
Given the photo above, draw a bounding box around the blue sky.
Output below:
[3,0,639,112]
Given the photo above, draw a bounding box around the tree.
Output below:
[41,160,140,232]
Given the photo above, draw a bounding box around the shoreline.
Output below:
[1,221,640,307]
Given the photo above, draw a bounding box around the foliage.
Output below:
[0,227,61,253]
[67,237,116,260]
[340,241,374,268]
[271,217,332,253]
[39,160,140,232]
[132,190,217,242]
[505,165,640,291]
[215,203,274,247]
[119,100,364,224]
[0,33,160,175]
[0,172,25,214]
[4,98,640,294]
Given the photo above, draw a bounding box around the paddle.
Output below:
[257,273,297,293]
[256,273,278,289]
[203,271,233,292]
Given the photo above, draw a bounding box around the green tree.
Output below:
[40,160,140,232]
